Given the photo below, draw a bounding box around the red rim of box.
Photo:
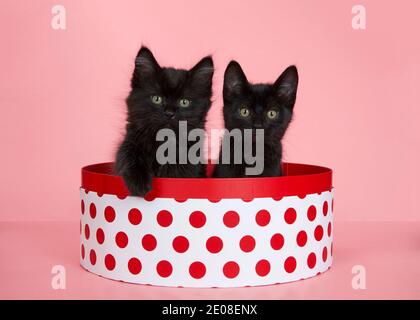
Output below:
[81,162,332,201]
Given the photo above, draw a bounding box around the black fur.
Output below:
[213,61,298,178]
[115,47,214,196]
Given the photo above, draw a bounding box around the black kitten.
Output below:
[115,47,214,196]
[213,61,298,178]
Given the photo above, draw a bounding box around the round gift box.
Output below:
[80,162,333,288]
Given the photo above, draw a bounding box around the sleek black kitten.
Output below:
[115,47,214,196]
[213,61,298,178]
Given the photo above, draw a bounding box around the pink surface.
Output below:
[0,0,419,222]
[1,221,419,299]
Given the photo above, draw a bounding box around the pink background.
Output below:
[1,0,419,223]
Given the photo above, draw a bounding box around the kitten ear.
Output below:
[273,65,299,109]
[189,56,214,89]
[133,46,160,81]
[223,61,248,99]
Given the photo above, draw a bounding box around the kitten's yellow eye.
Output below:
[179,98,191,108]
[151,95,163,105]
[267,110,278,119]
[239,108,250,117]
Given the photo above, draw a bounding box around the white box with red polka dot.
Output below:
[80,162,333,288]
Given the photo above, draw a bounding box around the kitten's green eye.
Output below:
[267,110,278,119]
[179,98,191,108]
[151,95,163,105]
[239,108,250,117]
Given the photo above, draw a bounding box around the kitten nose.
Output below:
[254,121,263,128]
[165,110,175,119]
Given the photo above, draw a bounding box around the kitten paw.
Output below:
[122,168,152,197]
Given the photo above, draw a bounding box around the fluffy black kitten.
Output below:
[213,61,298,178]
[115,47,214,196]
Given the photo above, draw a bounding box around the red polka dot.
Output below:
[270,233,284,250]
[223,210,240,228]
[117,194,127,200]
[296,230,308,247]
[104,206,116,223]
[157,210,173,227]
[323,201,329,216]
[328,222,332,237]
[84,224,90,240]
[104,254,116,271]
[206,236,223,253]
[81,200,85,214]
[322,246,328,262]
[256,209,270,226]
[223,261,240,278]
[189,261,206,279]
[172,236,189,253]
[96,228,105,244]
[128,258,142,275]
[115,231,128,248]
[89,203,96,219]
[307,205,317,221]
[89,249,97,265]
[81,244,85,259]
[128,208,142,225]
[307,252,316,269]
[142,234,157,251]
[240,235,256,252]
[314,225,324,241]
[144,193,155,201]
[189,211,206,228]
[157,260,173,278]
[255,259,271,277]
[284,208,297,224]
[284,256,296,273]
